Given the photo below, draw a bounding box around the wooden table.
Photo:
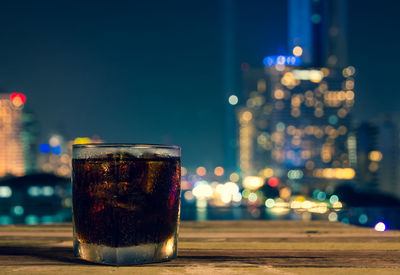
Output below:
[1,221,399,274]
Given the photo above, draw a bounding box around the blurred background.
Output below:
[1,0,400,231]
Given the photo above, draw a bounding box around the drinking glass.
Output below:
[72,144,181,265]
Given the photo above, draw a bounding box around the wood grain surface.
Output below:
[0,221,399,274]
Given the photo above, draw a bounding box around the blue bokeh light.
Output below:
[359,214,368,224]
[263,55,301,66]
[25,215,39,225]
[0,216,12,225]
[52,145,62,155]
[39,143,51,153]
[328,115,338,125]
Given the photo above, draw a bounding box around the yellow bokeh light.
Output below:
[286,125,296,135]
[338,91,346,101]
[257,79,266,92]
[346,90,355,100]
[342,66,356,77]
[11,97,24,107]
[281,72,300,88]
[241,111,253,121]
[60,154,70,164]
[280,187,291,200]
[332,201,343,209]
[291,96,301,107]
[260,168,274,178]
[313,168,355,179]
[292,46,303,57]
[73,137,92,144]
[347,66,356,75]
[181,166,187,177]
[305,126,314,135]
[345,80,354,90]
[192,183,212,198]
[243,176,264,191]
[320,67,330,77]
[369,162,379,172]
[369,151,382,162]
[229,172,240,182]
[309,70,323,83]
[274,89,285,100]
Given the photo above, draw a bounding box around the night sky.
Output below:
[0,0,399,169]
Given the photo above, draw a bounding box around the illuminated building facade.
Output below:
[0,93,28,177]
[239,65,355,184]
[37,134,72,178]
[269,65,354,173]
[238,0,355,188]
[37,135,102,178]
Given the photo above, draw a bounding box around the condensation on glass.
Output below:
[72,144,181,265]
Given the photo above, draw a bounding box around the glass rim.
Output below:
[72,143,180,150]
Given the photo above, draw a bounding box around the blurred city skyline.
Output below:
[1,0,400,230]
[0,0,400,168]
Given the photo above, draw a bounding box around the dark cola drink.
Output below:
[72,144,181,265]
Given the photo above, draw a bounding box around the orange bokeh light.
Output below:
[214,166,224,176]
[196,166,207,177]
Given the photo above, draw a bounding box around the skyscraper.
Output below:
[0,93,28,177]
[239,65,355,180]
[237,0,355,189]
[288,0,348,68]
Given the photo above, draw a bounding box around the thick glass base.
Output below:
[73,236,177,266]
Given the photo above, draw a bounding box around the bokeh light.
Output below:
[229,173,240,182]
[196,166,207,177]
[73,137,92,144]
[292,46,303,57]
[39,143,51,153]
[181,167,187,177]
[328,212,338,222]
[265,198,275,208]
[10,93,26,107]
[214,166,224,177]
[374,222,386,232]
[243,176,264,190]
[268,177,279,187]
[228,95,239,105]
[369,151,383,162]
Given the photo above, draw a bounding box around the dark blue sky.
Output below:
[0,0,399,169]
